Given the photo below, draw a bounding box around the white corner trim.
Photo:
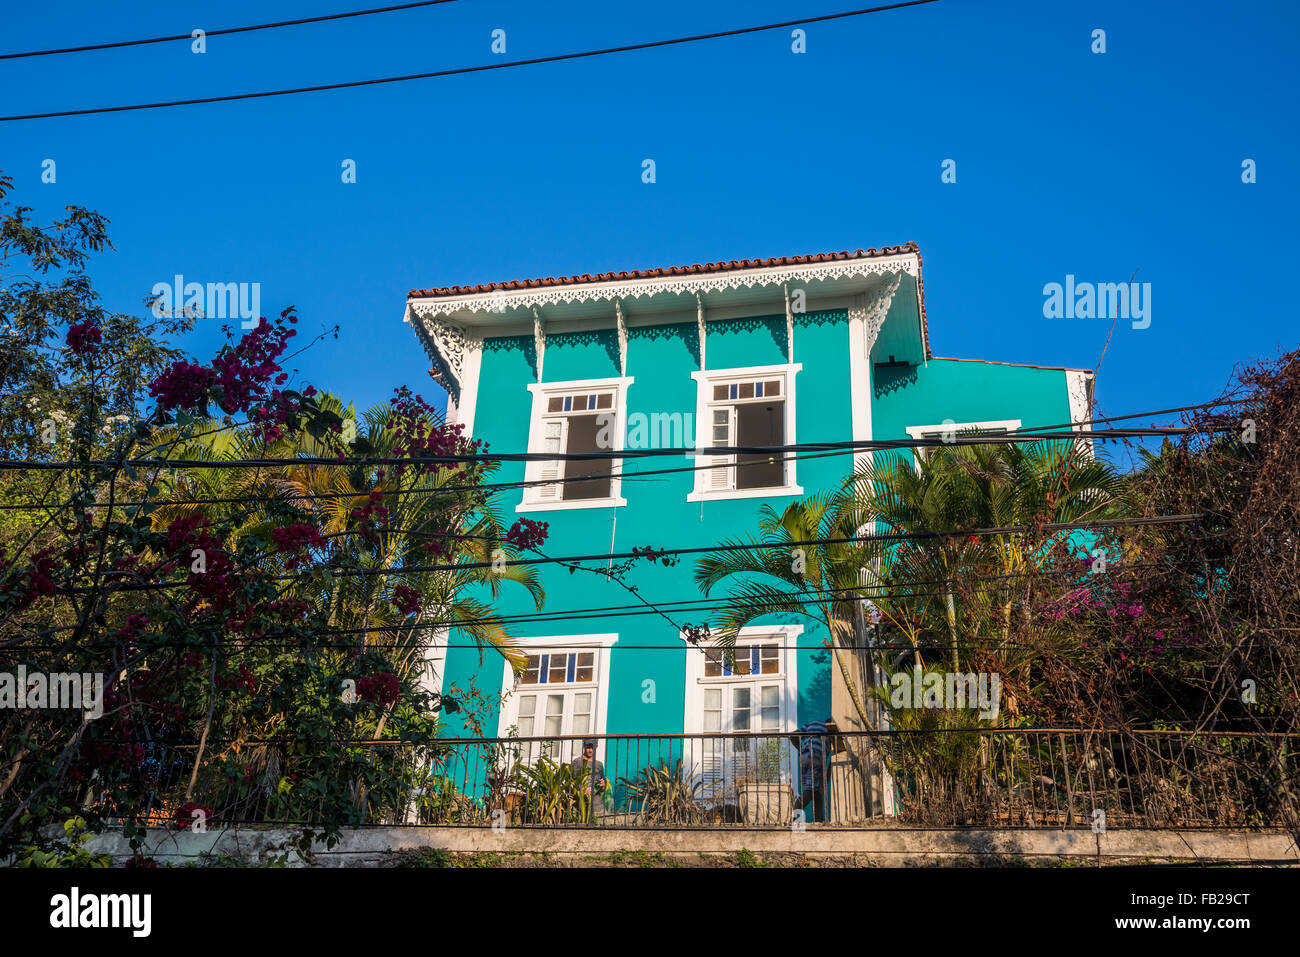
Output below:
[417,624,450,702]
[615,299,627,376]
[848,273,903,350]
[455,339,483,437]
[696,292,706,370]
[532,308,545,381]
[1065,369,1095,460]
[847,302,875,481]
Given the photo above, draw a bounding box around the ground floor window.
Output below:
[682,626,802,804]
[497,634,617,768]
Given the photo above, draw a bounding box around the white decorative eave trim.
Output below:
[406,252,920,319]
[848,272,903,351]
[696,292,706,370]
[407,304,474,402]
[532,308,545,381]
[615,299,627,376]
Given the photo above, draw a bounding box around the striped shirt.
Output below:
[796,720,829,791]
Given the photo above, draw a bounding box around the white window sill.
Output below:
[687,485,803,503]
[697,674,787,685]
[516,497,628,513]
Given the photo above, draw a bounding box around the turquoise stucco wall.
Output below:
[870,357,1074,469]
[437,307,1075,752]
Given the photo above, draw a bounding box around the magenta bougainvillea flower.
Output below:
[174,802,214,831]
[391,584,421,616]
[506,517,548,552]
[65,319,103,355]
[270,524,326,567]
[148,315,296,415]
[357,672,400,706]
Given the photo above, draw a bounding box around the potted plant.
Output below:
[737,738,793,825]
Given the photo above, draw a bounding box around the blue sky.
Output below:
[3,0,1297,458]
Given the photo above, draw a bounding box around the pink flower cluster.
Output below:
[271,523,326,567]
[351,491,389,545]
[386,386,483,476]
[391,584,421,616]
[0,546,58,613]
[175,802,214,831]
[148,312,297,415]
[147,360,216,413]
[165,513,240,613]
[357,672,400,706]
[65,320,103,355]
[507,518,549,552]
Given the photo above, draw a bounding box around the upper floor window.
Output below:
[520,378,632,512]
[689,364,803,502]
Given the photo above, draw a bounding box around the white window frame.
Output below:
[688,363,803,502]
[497,633,618,766]
[519,376,633,513]
[904,419,1022,469]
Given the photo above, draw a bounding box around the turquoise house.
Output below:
[404,243,1092,810]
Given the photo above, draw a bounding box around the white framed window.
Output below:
[680,625,802,802]
[688,364,803,502]
[520,377,632,512]
[904,419,1022,466]
[498,634,617,767]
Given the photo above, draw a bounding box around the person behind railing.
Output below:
[790,718,831,823]
[571,739,607,821]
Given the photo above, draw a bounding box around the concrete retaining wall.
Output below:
[75,825,1299,867]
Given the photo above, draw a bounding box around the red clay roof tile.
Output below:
[407,243,921,299]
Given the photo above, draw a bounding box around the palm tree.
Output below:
[145,394,544,713]
[851,438,1123,720]
[694,490,878,730]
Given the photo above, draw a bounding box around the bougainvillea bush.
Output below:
[0,177,546,859]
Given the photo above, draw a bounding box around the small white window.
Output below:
[689,364,803,502]
[904,419,1022,465]
[521,378,632,512]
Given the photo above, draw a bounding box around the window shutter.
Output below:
[535,419,566,501]
[707,406,734,491]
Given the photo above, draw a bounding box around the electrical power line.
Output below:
[0,1,941,123]
[0,397,1244,513]
[5,562,1186,650]
[0,423,1229,472]
[0,0,459,61]
[42,512,1207,596]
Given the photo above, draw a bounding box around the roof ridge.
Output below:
[407,242,920,300]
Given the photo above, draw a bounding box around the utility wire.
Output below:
[0,1,940,122]
[0,423,1233,472]
[45,512,1207,595]
[0,1,460,61]
[6,563,1184,649]
[0,397,1245,512]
